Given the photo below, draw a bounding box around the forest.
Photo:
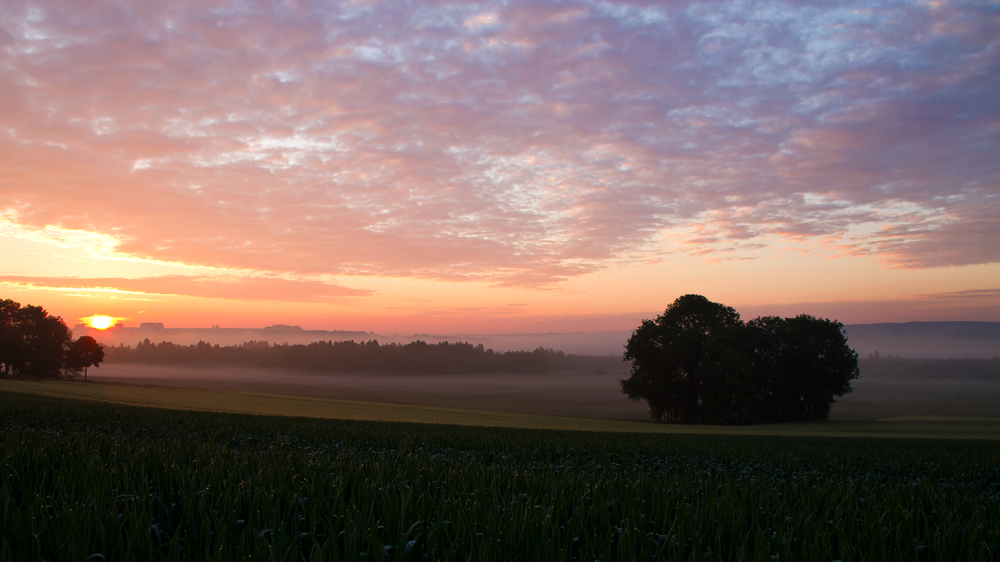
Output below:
[103,338,619,374]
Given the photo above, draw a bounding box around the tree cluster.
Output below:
[622,294,859,425]
[0,299,105,379]
[103,338,615,374]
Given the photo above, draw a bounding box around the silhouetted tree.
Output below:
[622,295,859,425]
[752,314,859,422]
[0,299,72,379]
[621,294,741,422]
[64,335,105,381]
[0,299,21,378]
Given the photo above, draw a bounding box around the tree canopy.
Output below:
[64,335,106,381]
[621,294,859,425]
[0,299,102,379]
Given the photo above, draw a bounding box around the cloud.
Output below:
[916,288,1000,301]
[1,0,997,286]
[733,290,1000,324]
[0,275,373,303]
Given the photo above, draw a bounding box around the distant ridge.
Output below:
[843,321,1000,359]
[74,326,632,355]
[72,321,1000,359]
[74,325,377,349]
[845,321,1000,339]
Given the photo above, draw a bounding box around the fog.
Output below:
[76,322,1000,359]
[91,358,1000,422]
[91,363,648,422]
[78,325,632,356]
[842,322,1000,359]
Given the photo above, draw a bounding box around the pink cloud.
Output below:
[1,0,997,285]
[916,288,1000,301]
[734,293,1000,325]
[0,275,372,302]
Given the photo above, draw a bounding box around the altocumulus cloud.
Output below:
[1,0,997,286]
[0,275,372,303]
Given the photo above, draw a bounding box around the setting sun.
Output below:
[83,315,117,330]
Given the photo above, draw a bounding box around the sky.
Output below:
[1,0,999,334]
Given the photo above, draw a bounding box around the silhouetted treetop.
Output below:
[1,298,78,379]
[64,335,106,381]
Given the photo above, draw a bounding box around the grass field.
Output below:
[2,379,1000,440]
[86,358,1000,423]
[2,392,998,561]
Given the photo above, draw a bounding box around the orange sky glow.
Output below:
[2,1,998,335]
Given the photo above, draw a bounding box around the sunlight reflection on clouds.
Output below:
[0,0,997,288]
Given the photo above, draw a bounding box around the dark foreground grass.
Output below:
[1,394,998,561]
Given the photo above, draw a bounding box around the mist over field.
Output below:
[87,356,1000,423]
[842,322,1000,359]
[76,322,1000,359]
[73,319,999,425]
[75,324,632,356]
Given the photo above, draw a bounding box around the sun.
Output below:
[84,315,116,330]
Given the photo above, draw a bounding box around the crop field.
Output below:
[2,394,999,561]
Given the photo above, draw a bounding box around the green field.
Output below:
[2,379,1000,440]
[2,388,999,560]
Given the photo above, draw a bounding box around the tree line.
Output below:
[103,338,617,373]
[0,299,105,380]
[621,294,859,425]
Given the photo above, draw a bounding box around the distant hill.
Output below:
[73,324,632,355]
[74,325,377,348]
[73,321,1000,359]
[843,322,1000,359]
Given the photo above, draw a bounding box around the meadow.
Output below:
[5,379,1000,439]
[2,391,998,561]
[76,357,1000,423]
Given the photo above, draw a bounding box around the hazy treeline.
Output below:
[103,339,620,373]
